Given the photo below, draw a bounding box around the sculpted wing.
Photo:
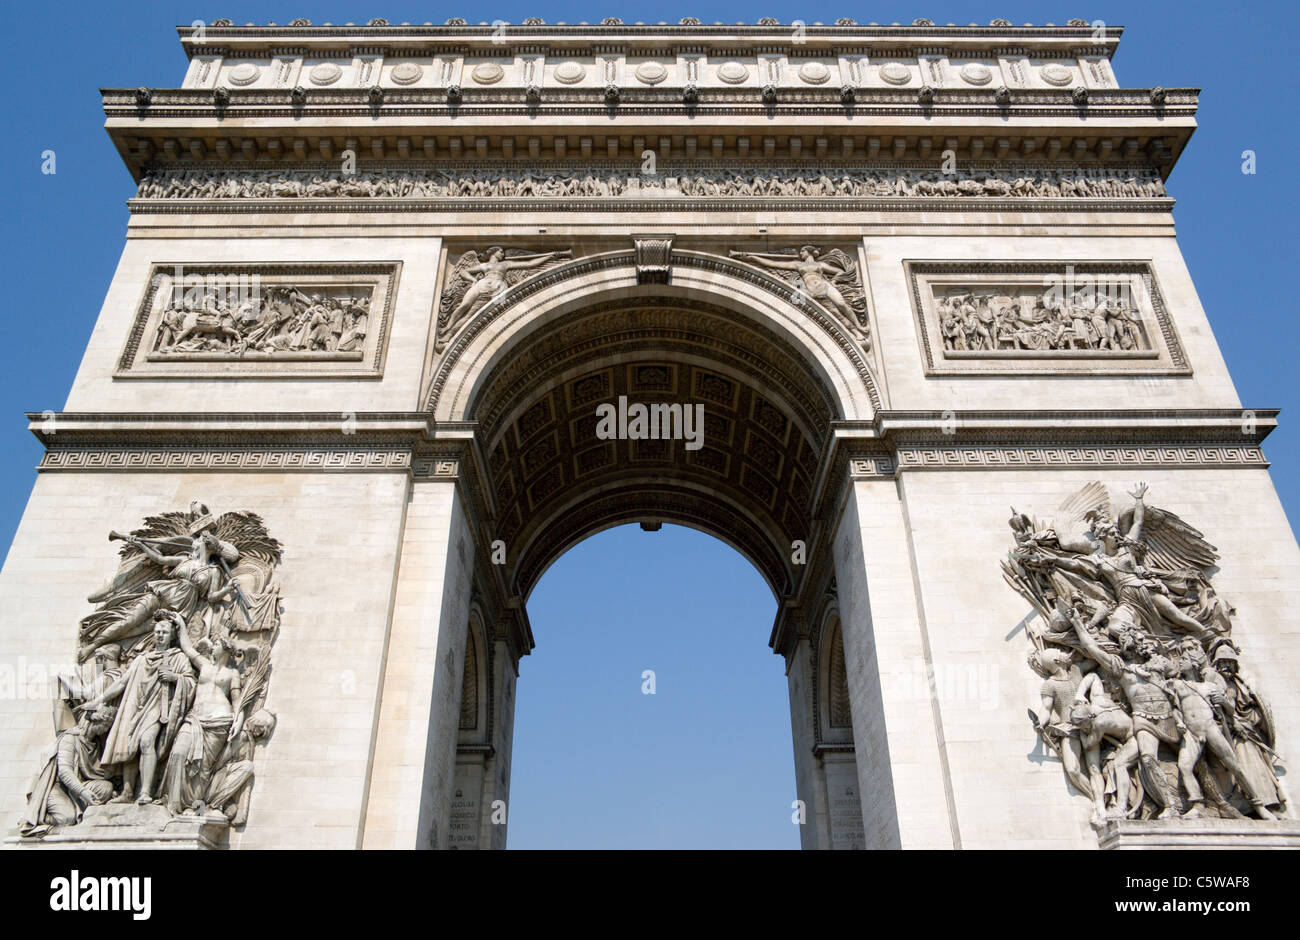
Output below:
[500,248,572,288]
[211,511,282,568]
[211,511,283,633]
[437,250,482,320]
[1001,481,1115,627]
[819,248,868,315]
[1119,503,1219,575]
[1052,481,1110,555]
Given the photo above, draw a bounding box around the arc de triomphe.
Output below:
[2,18,1297,851]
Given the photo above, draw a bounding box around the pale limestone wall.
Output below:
[784,639,831,849]
[480,640,516,850]
[864,234,1241,411]
[0,470,411,849]
[63,235,443,414]
[833,481,956,849]
[894,467,1300,849]
[361,480,473,849]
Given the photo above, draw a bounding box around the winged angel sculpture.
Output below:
[20,501,282,837]
[436,247,573,353]
[1002,482,1285,827]
[729,246,872,349]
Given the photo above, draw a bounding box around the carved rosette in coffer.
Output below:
[115,263,400,378]
[906,260,1190,376]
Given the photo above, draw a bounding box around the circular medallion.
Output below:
[554,60,586,84]
[959,63,992,85]
[717,61,749,84]
[879,62,911,85]
[390,62,423,85]
[227,63,260,86]
[634,61,668,85]
[307,62,342,86]
[1040,64,1073,86]
[471,62,505,84]
[798,61,831,84]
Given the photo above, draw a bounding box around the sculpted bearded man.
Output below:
[20,706,117,835]
[1208,645,1285,813]
[1068,619,1183,817]
[78,610,196,804]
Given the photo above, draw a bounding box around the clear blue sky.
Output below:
[1,2,1296,848]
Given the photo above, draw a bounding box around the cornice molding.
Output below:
[106,85,1193,116]
[125,196,1176,215]
[177,22,1123,52]
[27,409,1275,473]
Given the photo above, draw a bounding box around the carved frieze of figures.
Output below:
[436,247,572,352]
[20,502,282,838]
[934,288,1147,353]
[134,165,1170,202]
[152,284,370,356]
[117,264,398,377]
[905,261,1189,376]
[729,247,872,349]
[1002,482,1287,828]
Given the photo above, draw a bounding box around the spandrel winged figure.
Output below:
[729,246,872,349]
[436,247,573,353]
[1002,481,1286,824]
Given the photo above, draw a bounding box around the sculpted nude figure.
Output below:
[162,621,243,815]
[1163,658,1276,820]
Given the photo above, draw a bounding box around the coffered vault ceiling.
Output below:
[471,297,837,598]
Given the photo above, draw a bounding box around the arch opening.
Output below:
[503,523,799,848]
[463,291,845,601]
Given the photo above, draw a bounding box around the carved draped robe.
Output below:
[100,647,196,766]
[20,725,113,834]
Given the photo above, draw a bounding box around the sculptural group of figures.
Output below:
[938,290,1144,352]
[1003,483,1287,826]
[20,503,282,837]
[135,166,1169,201]
[153,284,370,356]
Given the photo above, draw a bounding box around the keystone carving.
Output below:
[633,236,674,284]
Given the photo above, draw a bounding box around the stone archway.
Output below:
[361,256,895,848]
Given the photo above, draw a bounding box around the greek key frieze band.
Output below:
[36,448,414,473]
[891,444,1269,471]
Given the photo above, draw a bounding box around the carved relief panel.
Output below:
[116,263,399,378]
[906,260,1190,375]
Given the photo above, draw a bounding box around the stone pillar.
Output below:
[449,635,518,849]
[821,751,867,849]
[448,757,486,849]
[478,638,517,850]
[361,474,475,849]
[832,477,959,849]
[786,635,833,849]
